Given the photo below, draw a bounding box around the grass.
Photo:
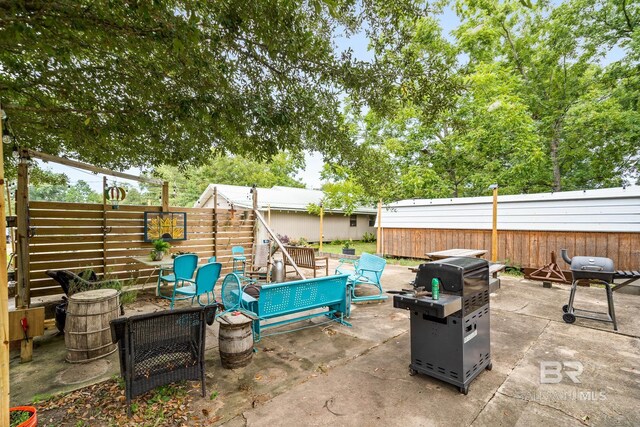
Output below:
[311,241,424,267]
[311,241,376,256]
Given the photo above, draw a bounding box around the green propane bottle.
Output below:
[431,278,440,300]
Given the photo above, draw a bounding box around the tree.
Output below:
[453,0,639,190]
[324,0,639,211]
[29,179,102,203]
[0,0,427,170]
[148,152,306,206]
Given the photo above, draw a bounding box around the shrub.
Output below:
[277,234,290,244]
[362,232,376,243]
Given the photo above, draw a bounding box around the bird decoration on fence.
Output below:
[105,184,127,209]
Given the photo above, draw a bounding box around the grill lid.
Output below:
[570,256,614,274]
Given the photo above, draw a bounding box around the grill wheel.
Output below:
[563,313,576,324]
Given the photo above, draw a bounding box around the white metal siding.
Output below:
[380,186,640,233]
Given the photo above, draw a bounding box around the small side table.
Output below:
[217,312,254,368]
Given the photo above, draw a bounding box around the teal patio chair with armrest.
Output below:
[172,262,222,308]
[335,252,388,310]
[157,253,198,300]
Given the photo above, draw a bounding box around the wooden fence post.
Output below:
[161,181,169,212]
[213,187,218,261]
[1,107,11,426]
[102,176,108,275]
[319,204,324,252]
[251,186,258,267]
[16,149,30,308]
[491,185,499,263]
[376,200,382,255]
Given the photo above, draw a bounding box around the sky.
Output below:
[36,3,625,192]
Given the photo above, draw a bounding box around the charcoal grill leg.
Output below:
[567,280,578,313]
[605,283,617,331]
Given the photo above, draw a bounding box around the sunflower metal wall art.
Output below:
[144,212,187,242]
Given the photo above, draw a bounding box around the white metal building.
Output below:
[381,186,640,232]
[379,186,640,270]
[196,184,376,242]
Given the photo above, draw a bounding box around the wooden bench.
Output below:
[240,274,351,341]
[283,245,329,277]
[489,263,506,278]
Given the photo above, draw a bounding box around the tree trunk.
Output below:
[550,117,564,192]
[550,136,561,191]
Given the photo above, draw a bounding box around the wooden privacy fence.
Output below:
[26,201,255,299]
[382,228,640,271]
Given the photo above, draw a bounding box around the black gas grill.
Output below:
[394,257,492,395]
[561,249,618,330]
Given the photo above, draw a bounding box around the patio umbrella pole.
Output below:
[1,106,11,426]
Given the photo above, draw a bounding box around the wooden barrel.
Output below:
[218,312,253,368]
[65,288,120,363]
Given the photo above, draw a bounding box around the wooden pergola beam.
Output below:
[25,149,164,185]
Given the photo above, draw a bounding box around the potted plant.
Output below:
[342,240,355,255]
[10,406,37,427]
[150,239,171,261]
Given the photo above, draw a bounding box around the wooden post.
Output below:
[376,200,382,255]
[1,108,11,426]
[6,183,15,261]
[102,176,108,275]
[213,187,218,261]
[319,204,324,252]
[267,204,271,227]
[15,149,30,308]
[161,181,169,212]
[251,187,258,267]
[491,184,499,262]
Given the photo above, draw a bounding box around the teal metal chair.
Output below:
[157,253,198,300]
[172,262,222,308]
[217,272,255,318]
[335,252,388,311]
[208,256,217,263]
[232,246,246,275]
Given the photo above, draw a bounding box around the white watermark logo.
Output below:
[540,361,583,384]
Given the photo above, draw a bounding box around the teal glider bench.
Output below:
[240,274,351,341]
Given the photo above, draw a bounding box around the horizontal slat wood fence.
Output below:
[27,201,255,298]
[382,228,640,271]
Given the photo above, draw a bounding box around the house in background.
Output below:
[195,184,376,242]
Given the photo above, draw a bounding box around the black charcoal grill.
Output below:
[560,249,618,330]
[393,257,492,395]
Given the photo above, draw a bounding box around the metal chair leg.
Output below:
[605,283,617,331]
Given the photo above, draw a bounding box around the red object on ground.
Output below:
[10,406,37,427]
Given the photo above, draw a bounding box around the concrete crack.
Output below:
[469,319,551,426]
[323,397,346,416]
[497,390,589,426]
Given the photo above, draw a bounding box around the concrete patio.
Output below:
[10,260,640,426]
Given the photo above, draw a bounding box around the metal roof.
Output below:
[195,184,376,214]
[381,186,640,232]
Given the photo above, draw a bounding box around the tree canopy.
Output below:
[0,0,426,169]
[324,0,640,207]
